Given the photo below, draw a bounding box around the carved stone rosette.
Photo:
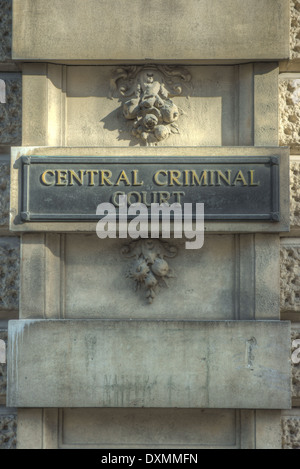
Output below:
[111,65,191,145]
[121,239,177,303]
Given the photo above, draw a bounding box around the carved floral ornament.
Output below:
[110,65,192,145]
[121,239,177,304]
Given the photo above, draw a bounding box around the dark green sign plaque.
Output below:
[20,155,280,222]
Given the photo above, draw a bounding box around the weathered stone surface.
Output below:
[290,161,300,227]
[12,0,289,62]
[0,414,16,449]
[0,0,12,62]
[0,161,9,227]
[282,417,300,449]
[0,238,19,311]
[280,243,300,312]
[0,74,22,145]
[292,328,300,398]
[279,77,300,147]
[7,319,291,409]
[0,331,7,397]
[61,408,252,449]
[290,0,300,60]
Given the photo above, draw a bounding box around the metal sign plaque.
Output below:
[20,155,280,222]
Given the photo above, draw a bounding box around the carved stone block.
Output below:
[282,417,300,449]
[7,319,291,409]
[12,0,290,61]
[0,414,16,449]
[0,0,12,62]
[0,73,22,145]
[280,243,300,312]
[279,77,300,148]
[0,237,19,311]
[290,0,300,60]
[0,161,10,227]
[292,328,300,398]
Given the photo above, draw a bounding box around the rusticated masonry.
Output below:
[280,245,300,312]
[0,0,12,62]
[0,415,16,449]
[282,417,300,449]
[279,78,300,148]
[0,162,10,227]
[292,329,300,398]
[0,74,22,145]
[111,65,191,146]
[290,0,300,60]
[290,161,300,227]
[0,331,7,398]
[0,238,19,311]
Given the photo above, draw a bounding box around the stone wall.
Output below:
[282,416,300,449]
[290,0,300,60]
[279,78,300,148]
[0,0,18,450]
[0,330,7,399]
[289,161,300,227]
[0,161,9,228]
[0,74,22,146]
[280,244,300,312]
[292,328,300,399]
[0,330,16,450]
[279,0,300,449]
[0,0,12,63]
[0,414,16,449]
[0,238,19,311]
